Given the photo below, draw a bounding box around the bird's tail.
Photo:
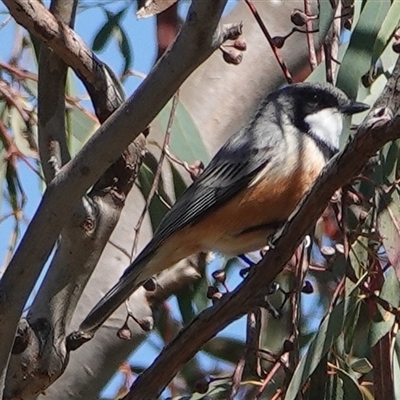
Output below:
[79,257,149,334]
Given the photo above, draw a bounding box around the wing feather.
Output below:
[128,123,277,272]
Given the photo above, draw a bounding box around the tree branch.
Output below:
[0,0,230,392]
[37,0,76,182]
[2,0,122,121]
[33,2,325,396]
[125,58,400,400]
[3,1,148,397]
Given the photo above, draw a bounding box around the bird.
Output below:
[80,82,369,333]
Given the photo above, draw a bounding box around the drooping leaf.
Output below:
[136,152,173,231]
[377,189,400,280]
[369,267,400,347]
[284,295,359,400]
[171,377,231,400]
[380,140,399,184]
[349,236,369,280]
[336,0,392,99]
[92,8,127,52]
[202,337,245,365]
[170,160,188,200]
[66,103,100,157]
[371,0,400,66]
[330,364,364,400]
[349,357,373,375]
[115,26,133,74]
[175,285,197,326]
[65,69,100,156]
[8,98,37,158]
[393,331,400,400]
[318,0,335,42]
[155,99,210,165]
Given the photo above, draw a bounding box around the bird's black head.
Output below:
[279,82,369,119]
[270,82,369,157]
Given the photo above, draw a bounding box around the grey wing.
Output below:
[124,126,276,275]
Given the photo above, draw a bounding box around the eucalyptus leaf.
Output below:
[171,378,231,400]
[116,26,133,74]
[203,337,245,365]
[368,267,399,347]
[371,0,400,66]
[336,0,392,99]
[92,8,127,52]
[318,0,335,42]
[136,152,173,231]
[377,190,400,280]
[331,365,364,400]
[155,99,209,165]
[349,357,373,375]
[285,295,359,400]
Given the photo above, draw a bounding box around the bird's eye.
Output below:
[311,93,319,103]
[307,93,320,109]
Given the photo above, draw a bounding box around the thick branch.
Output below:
[0,0,230,388]
[3,0,122,121]
[125,61,400,400]
[37,0,76,185]
[3,1,150,397]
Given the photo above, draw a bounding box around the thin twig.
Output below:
[130,91,180,260]
[0,60,98,124]
[304,0,318,69]
[254,358,284,399]
[324,0,341,83]
[0,119,43,180]
[287,244,308,384]
[228,357,246,400]
[0,15,12,30]
[243,0,293,84]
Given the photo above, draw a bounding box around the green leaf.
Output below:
[327,369,344,400]
[171,378,231,400]
[5,163,20,212]
[202,337,245,365]
[66,104,100,157]
[349,357,373,374]
[92,8,127,52]
[175,288,197,326]
[318,0,335,42]
[170,160,188,200]
[393,331,400,400]
[65,69,101,156]
[336,0,392,99]
[284,295,359,400]
[371,0,400,66]
[377,189,400,279]
[115,26,133,74]
[331,365,364,400]
[380,140,399,184]
[349,236,369,280]
[136,152,172,231]
[369,267,400,347]
[8,100,37,158]
[380,266,400,307]
[155,99,210,165]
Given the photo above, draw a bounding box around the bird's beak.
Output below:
[340,101,370,115]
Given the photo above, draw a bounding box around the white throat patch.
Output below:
[304,108,343,151]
